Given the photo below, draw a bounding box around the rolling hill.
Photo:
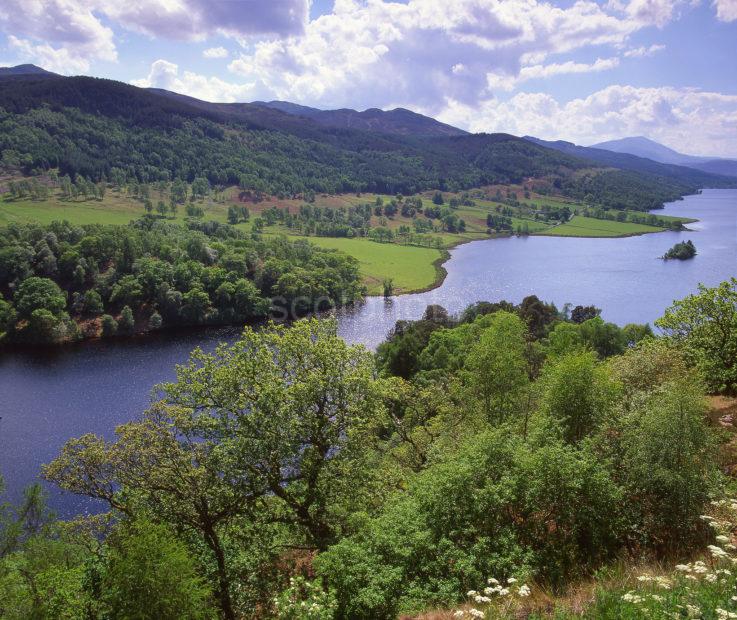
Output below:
[251,100,467,136]
[0,64,734,210]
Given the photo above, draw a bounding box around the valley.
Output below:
[1,55,736,620]
[0,173,695,295]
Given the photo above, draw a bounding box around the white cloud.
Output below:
[488,57,621,91]
[620,0,680,27]
[203,46,228,59]
[0,0,307,74]
[226,0,668,111]
[713,0,737,21]
[104,0,309,41]
[0,0,116,73]
[8,36,90,74]
[623,43,666,57]
[437,85,737,158]
[132,59,255,102]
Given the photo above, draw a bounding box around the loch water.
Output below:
[0,189,735,515]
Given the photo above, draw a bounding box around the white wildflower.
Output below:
[717,535,731,544]
[622,591,644,604]
[637,575,653,582]
[706,572,719,582]
[467,591,478,597]
[453,612,464,619]
[487,578,499,585]
[498,588,510,596]
[675,564,691,572]
[474,595,491,604]
[518,584,531,597]
[507,577,517,584]
[655,576,672,589]
[709,545,731,559]
[693,561,710,573]
[469,609,485,619]
[686,604,701,618]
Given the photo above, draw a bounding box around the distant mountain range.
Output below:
[0,64,734,210]
[250,100,467,137]
[0,64,57,77]
[523,136,732,186]
[0,64,60,81]
[590,136,737,178]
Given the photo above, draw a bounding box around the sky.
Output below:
[1,0,736,157]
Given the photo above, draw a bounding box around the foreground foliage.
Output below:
[1,278,736,618]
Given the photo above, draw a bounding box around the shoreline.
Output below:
[363,217,692,297]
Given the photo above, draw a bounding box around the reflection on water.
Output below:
[0,189,735,515]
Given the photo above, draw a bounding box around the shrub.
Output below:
[101,314,118,337]
[318,430,622,618]
[118,305,135,334]
[101,519,214,620]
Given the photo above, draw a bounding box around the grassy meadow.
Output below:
[0,192,230,227]
[307,237,444,294]
[547,215,665,237]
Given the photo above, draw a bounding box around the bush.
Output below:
[148,311,163,330]
[102,519,214,620]
[615,379,718,550]
[318,430,622,618]
[101,314,118,337]
[118,305,135,334]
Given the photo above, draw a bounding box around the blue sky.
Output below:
[1,0,736,156]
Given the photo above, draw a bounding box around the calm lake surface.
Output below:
[1,189,735,515]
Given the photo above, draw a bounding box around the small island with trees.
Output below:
[663,239,697,260]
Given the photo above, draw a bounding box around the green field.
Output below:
[0,193,231,227]
[544,216,665,237]
[306,237,444,294]
[606,208,696,225]
[0,195,144,226]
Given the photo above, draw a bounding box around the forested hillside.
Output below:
[0,70,732,210]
